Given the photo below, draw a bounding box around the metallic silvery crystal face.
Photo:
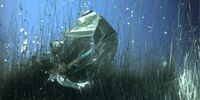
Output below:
[49,10,118,90]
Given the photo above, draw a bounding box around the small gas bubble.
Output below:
[4,59,7,62]
[164,31,168,35]
[41,19,44,23]
[0,4,4,8]
[61,26,64,29]
[19,13,22,16]
[34,36,38,38]
[32,41,36,44]
[84,3,88,8]
[163,17,166,20]
[24,32,28,35]
[162,61,167,67]
[92,59,96,61]
[20,28,24,32]
[131,15,133,17]
[131,10,134,13]
[126,7,129,10]
[141,16,145,19]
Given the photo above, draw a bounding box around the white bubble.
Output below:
[148,25,153,29]
[41,19,44,23]
[163,17,166,19]
[20,28,24,32]
[32,40,36,44]
[18,13,22,16]
[131,15,133,17]
[126,7,129,10]
[162,61,167,67]
[127,22,130,25]
[141,16,145,19]
[131,10,134,13]
[24,31,28,35]
[164,31,168,35]
[47,51,50,54]
[84,3,88,7]
[131,40,135,43]
[0,4,3,8]
[114,6,117,8]
[4,59,7,62]
[92,58,96,61]
[61,26,64,29]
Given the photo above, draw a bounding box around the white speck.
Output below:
[36,41,40,44]
[60,41,64,44]
[0,4,3,8]
[178,24,182,27]
[34,48,37,51]
[127,22,130,25]
[24,31,28,35]
[47,51,50,54]
[61,26,64,29]
[93,58,96,61]
[189,37,191,39]
[141,16,145,19]
[18,13,22,16]
[164,31,168,35]
[162,61,167,67]
[114,6,117,8]
[32,41,36,44]
[20,28,24,32]
[131,15,133,17]
[77,81,90,88]
[84,3,88,7]
[148,25,153,29]
[131,40,135,43]
[34,36,38,38]
[131,10,134,13]
[163,17,166,19]
[41,19,44,23]
[4,59,7,62]
[126,7,129,10]
[181,3,184,6]
[4,44,9,49]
